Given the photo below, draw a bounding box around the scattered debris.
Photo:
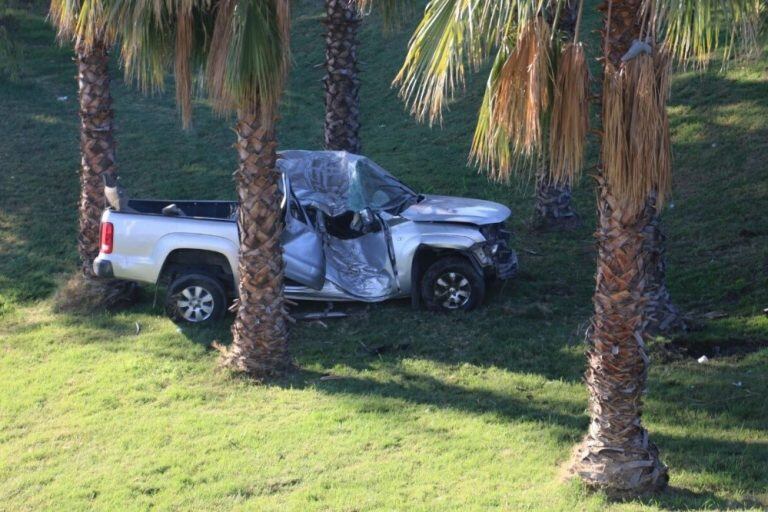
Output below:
[56,95,68,101]
[732,381,743,387]
[291,303,349,322]
[657,337,768,362]
[763,307,768,317]
[176,327,183,334]
[134,322,141,336]
[293,311,348,321]
[523,248,540,256]
[697,355,709,364]
[319,374,344,381]
[702,311,728,320]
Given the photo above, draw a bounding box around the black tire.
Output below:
[165,274,227,324]
[420,257,485,312]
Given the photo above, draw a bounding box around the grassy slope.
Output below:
[1,2,767,510]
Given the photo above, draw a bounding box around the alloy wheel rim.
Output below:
[177,286,215,322]
[433,271,471,309]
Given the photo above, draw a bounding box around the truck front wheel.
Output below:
[165,274,227,324]
[420,257,485,312]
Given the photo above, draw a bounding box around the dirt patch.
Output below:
[657,337,768,362]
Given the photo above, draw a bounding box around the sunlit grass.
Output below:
[1,3,767,511]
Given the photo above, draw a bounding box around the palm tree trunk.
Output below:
[76,39,117,276]
[572,0,668,494]
[323,0,361,154]
[643,212,686,334]
[221,110,290,378]
[575,179,669,493]
[533,169,580,230]
[535,0,581,230]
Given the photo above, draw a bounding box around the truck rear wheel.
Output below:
[420,257,485,312]
[165,274,227,324]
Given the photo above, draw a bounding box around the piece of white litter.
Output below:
[57,96,68,101]
[697,355,709,364]
[732,381,742,387]
[176,327,183,334]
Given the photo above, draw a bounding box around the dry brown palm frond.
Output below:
[602,45,673,218]
[470,48,516,182]
[494,17,552,158]
[601,62,629,211]
[548,41,589,186]
[626,53,659,211]
[175,5,194,129]
[206,0,236,115]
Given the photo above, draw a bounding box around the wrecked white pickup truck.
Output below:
[94,151,518,324]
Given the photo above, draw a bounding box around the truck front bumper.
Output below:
[93,258,114,278]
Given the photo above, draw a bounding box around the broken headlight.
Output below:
[480,222,511,243]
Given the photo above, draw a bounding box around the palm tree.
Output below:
[574,0,762,492]
[116,0,292,378]
[323,0,362,153]
[394,0,762,495]
[321,0,412,153]
[534,0,581,230]
[395,1,585,230]
[49,0,119,277]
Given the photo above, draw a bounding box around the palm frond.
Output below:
[548,41,588,186]
[648,0,763,67]
[601,47,672,217]
[206,0,290,122]
[469,16,553,181]
[114,0,289,126]
[393,0,547,126]
[357,0,414,29]
[470,48,515,180]
[49,0,117,47]
[494,17,551,156]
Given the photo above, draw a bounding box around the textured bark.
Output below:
[574,179,669,493]
[643,211,686,334]
[533,169,581,231]
[76,39,117,276]
[572,0,669,495]
[221,111,291,378]
[557,0,581,35]
[323,0,361,154]
[535,0,581,229]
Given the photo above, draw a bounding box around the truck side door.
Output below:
[281,175,326,290]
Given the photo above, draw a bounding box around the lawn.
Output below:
[1,2,767,511]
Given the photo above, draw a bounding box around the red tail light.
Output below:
[100,222,114,254]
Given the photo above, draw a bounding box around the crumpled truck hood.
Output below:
[400,195,511,225]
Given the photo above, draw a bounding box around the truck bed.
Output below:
[128,199,237,220]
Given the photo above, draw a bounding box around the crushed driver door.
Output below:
[281,174,326,290]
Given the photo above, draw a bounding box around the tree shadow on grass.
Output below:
[615,485,765,511]
[272,366,587,444]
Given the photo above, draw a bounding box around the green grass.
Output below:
[1,3,768,510]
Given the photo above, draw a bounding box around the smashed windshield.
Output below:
[278,150,417,217]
